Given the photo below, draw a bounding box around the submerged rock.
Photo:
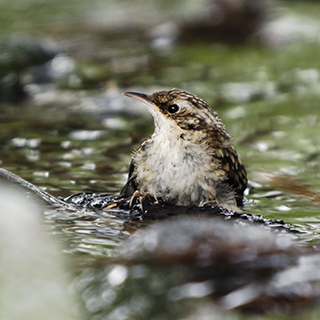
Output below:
[64,191,300,233]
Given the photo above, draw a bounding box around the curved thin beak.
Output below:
[123,91,154,106]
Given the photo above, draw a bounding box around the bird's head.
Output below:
[124,89,230,141]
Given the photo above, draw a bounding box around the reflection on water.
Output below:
[2,0,320,319]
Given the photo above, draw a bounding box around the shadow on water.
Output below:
[2,0,320,319]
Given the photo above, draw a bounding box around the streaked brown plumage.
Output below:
[122,88,247,210]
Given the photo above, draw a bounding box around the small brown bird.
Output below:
[122,89,247,211]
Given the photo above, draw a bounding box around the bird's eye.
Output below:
[168,104,180,114]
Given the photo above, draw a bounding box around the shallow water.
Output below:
[2,0,320,319]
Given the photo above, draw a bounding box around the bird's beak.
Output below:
[123,91,154,107]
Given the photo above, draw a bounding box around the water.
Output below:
[1,0,320,319]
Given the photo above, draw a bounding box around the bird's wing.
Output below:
[219,146,248,207]
[120,160,138,197]
[121,137,152,197]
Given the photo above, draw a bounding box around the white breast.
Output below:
[133,128,224,206]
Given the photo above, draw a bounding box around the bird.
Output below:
[121,88,247,211]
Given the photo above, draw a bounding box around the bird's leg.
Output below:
[200,199,219,207]
[201,199,240,212]
[129,190,159,211]
[129,190,142,208]
[129,190,148,211]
